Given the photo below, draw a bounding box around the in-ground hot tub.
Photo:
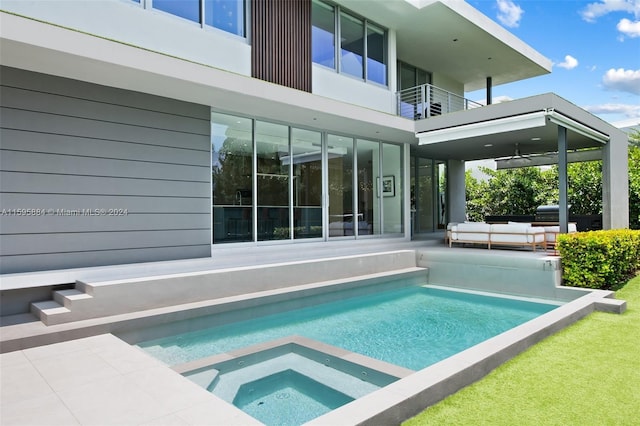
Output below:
[175,337,408,425]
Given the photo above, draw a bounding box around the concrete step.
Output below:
[53,289,93,308]
[30,300,72,326]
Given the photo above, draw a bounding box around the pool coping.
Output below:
[172,335,415,380]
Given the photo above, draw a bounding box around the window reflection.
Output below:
[205,0,245,37]
[312,0,335,68]
[153,0,245,37]
[328,135,354,238]
[291,129,323,239]
[154,0,200,23]
[212,113,253,243]
[340,11,364,79]
[256,121,290,241]
[312,0,387,85]
[366,24,386,85]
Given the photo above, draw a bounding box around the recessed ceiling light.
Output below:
[531,137,541,141]
[484,143,493,147]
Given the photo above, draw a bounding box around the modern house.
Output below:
[0,1,629,297]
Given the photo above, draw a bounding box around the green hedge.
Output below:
[557,229,640,289]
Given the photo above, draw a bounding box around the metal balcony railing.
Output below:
[396,83,483,120]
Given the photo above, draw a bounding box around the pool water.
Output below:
[139,286,557,370]
[233,370,353,426]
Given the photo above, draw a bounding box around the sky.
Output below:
[465,0,640,128]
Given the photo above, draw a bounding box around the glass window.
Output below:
[212,113,253,243]
[291,129,323,239]
[357,139,380,235]
[382,143,403,234]
[312,0,336,69]
[328,135,354,238]
[340,11,364,79]
[153,0,200,23]
[205,0,245,37]
[256,121,290,241]
[366,24,386,85]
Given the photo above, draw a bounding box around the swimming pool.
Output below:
[138,286,558,371]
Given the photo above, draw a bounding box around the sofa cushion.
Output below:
[451,222,491,241]
[544,223,577,242]
[490,223,544,244]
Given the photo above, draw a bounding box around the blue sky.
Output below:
[465,0,640,127]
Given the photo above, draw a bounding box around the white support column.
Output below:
[447,159,466,224]
[602,131,629,229]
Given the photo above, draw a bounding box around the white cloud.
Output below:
[580,0,640,23]
[496,0,523,28]
[602,68,640,94]
[617,18,640,37]
[584,102,640,118]
[556,55,579,70]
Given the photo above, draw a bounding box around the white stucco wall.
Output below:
[1,0,251,75]
[312,65,396,114]
[431,73,464,96]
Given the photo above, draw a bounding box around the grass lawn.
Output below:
[404,274,640,426]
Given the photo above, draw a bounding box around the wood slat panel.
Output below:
[251,0,311,92]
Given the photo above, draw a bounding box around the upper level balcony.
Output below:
[397,83,483,120]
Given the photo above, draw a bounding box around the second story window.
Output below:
[312,0,387,86]
[145,0,245,37]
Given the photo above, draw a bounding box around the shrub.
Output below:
[557,229,640,289]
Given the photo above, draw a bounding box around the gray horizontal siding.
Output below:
[0,67,212,274]
[0,129,208,165]
[1,172,209,197]
[0,86,210,135]
[1,150,209,182]
[0,246,210,276]
[1,108,209,151]
[1,193,210,213]
[0,67,210,121]
[1,230,210,255]
[0,214,211,234]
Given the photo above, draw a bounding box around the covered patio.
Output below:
[414,92,629,232]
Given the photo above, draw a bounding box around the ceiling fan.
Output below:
[507,143,532,161]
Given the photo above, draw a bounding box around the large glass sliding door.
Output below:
[291,129,323,239]
[382,143,403,235]
[328,135,354,238]
[256,121,290,241]
[212,113,253,243]
[357,139,379,235]
[410,154,435,235]
[212,112,405,244]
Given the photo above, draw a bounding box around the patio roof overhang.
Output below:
[336,0,552,91]
[413,93,621,162]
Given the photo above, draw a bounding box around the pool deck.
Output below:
[0,237,626,425]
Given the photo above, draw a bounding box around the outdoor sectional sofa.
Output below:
[447,222,547,251]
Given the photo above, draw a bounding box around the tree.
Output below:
[468,167,546,217]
